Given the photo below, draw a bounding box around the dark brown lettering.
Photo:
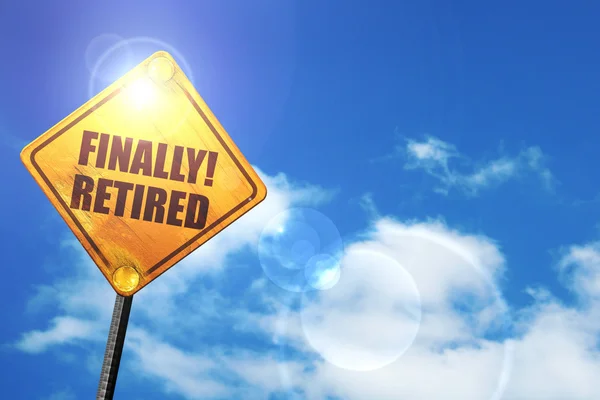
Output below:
[166,190,186,226]
[204,151,218,186]
[93,178,113,214]
[78,130,98,166]
[113,180,134,217]
[95,133,110,168]
[107,136,133,172]
[169,146,185,182]
[143,186,167,223]
[153,143,169,179]
[129,140,153,176]
[186,148,207,184]
[130,184,145,220]
[185,194,209,230]
[69,174,94,211]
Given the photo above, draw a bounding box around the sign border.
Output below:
[27,77,260,279]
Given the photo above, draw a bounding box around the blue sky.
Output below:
[3,1,600,399]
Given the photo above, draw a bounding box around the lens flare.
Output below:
[87,36,195,100]
[125,77,156,110]
[258,208,344,292]
[85,33,133,82]
[300,248,422,371]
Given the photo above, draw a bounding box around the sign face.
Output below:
[21,51,267,296]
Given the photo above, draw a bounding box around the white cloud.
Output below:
[253,218,513,399]
[357,192,380,220]
[125,328,310,399]
[16,316,101,353]
[407,136,459,165]
[400,135,556,195]
[558,242,600,300]
[126,328,230,399]
[503,301,600,400]
[221,351,308,395]
[14,170,600,399]
[252,219,600,400]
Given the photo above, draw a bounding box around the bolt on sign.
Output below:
[21,51,267,296]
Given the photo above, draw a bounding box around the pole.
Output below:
[96,294,133,400]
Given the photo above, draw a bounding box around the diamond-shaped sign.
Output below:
[21,51,267,296]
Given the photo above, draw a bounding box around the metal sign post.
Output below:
[96,294,133,400]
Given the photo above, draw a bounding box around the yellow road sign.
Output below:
[21,51,267,296]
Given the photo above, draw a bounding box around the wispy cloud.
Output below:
[15,316,101,354]
[382,135,556,196]
[126,328,231,399]
[357,192,380,220]
[558,241,600,301]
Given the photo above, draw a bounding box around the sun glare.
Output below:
[126,77,155,109]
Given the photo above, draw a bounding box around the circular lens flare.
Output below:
[258,208,344,292]
[85,33,133,82]
[300,248,422,371]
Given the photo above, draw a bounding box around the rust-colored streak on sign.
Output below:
[21,52,267,296]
